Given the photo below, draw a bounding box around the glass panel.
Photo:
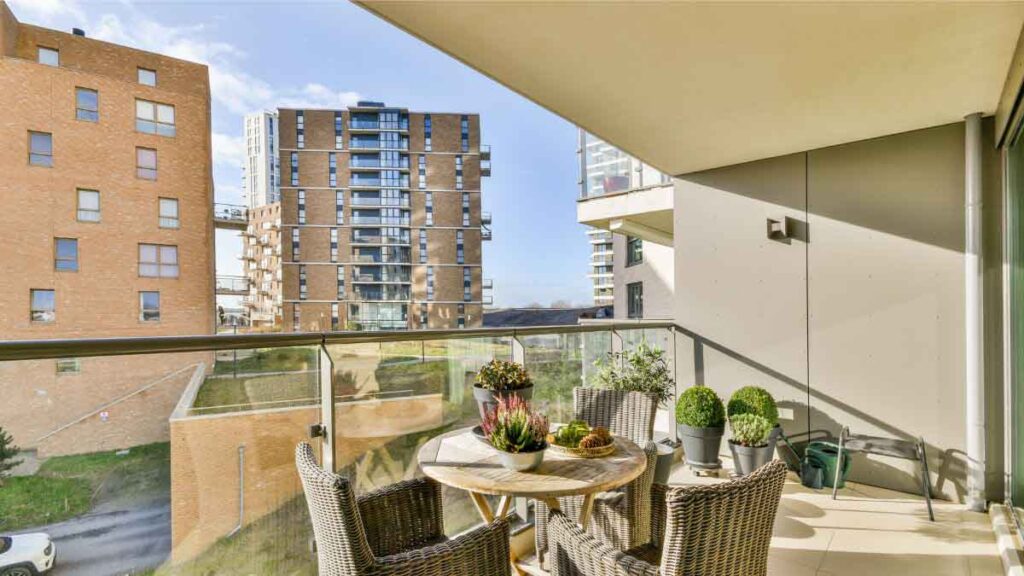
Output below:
[139,68,156,86]
[136,100,155,120]
[157,103,174,124]
[1008,130,1024,509]
[30,132,52,155]
[522,332,585,425]
[78,190,99,210]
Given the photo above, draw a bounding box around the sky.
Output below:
[10,0,594,308]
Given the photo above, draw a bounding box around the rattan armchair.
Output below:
[548,460,788,576]
[535,387,660,566]
[295,442,511,576]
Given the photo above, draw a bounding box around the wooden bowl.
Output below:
[547,438,616,459]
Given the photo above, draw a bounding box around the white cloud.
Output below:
[212,132,246,169]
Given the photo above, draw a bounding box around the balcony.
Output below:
[482,211,493,241]
[0,320,1010,575]
[482,278,493,290]
[213,203,247,230]
[350,196,410,208]
[215,275,249,296]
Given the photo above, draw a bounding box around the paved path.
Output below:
[18,499,170,576]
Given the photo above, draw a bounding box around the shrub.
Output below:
[482,395,549,453]
[593,343,674,407]
[727,386,779,425]
[729,413,773,447]
[475,359,533,391]
[675,386,725,428]
[0,426,21,486]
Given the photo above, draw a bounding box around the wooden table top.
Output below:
[417,426,647,498]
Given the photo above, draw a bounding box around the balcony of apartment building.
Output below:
[349,153,411,171]
[351,190,411,208]
[350,172,411,189]
[212,202,248,230]
[481,144,492,176]
[352,265,412,284]
[482,211,493,241]
[351,209,411,227]
[351,228,411,246]
[352,246,412,265]
[215,275,249,296]
[349,133,410,151]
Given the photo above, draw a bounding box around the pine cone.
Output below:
[592,426,611,441]
[579,434,604,449]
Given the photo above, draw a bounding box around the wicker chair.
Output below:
[548,460,788,576]
[535,387,660,566]
[295,442,511,576]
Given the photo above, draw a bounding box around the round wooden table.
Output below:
[417,426,648,574]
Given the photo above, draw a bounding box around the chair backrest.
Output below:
[659,460,787,576]
[295,442,375,576]
[573,387,657,444]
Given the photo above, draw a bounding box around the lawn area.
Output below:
[0,442,170,531]
[211,347,317,375]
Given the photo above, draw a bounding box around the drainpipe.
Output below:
[965,112,987,512]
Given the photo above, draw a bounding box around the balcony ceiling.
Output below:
[358,2,1024,175]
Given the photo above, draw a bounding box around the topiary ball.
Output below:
[727,386,778,425]
[675,386,725,428]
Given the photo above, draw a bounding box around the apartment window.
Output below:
[424,114,432,152]
[38,46,58,66]
[77,189,100,222]
[139,244,179,278]
[292,228,300,260]
[460,115,469,152]
[337,265,345,299]
[419,303,428,327]
[455,155,464,190]
[329,153,338,186]
[136,99,175,137]
[139,291,160,322]
[463,267,472,302]
[456,230,464,264]
[331,303,340,331]
[425,192,433,226]
[29,131,53,167]
[462,193,470,226]
[54,238,78,272]
[458,317,466,329]
[159,198,179,229]
[75,88,99,122]
[292,304,301,331]
[290,152,298,186]
[334,111,343,149]
[136,147,158,180]
[626,236,643,266]
[299,265,308,300]
[138,68,157,86]
[297,190,306,224]
[381,169,404,187]
[418,155,427,190]
[331,228,339,262]
[56,358,80,374]
[627,282,644,319]
[419,229,427,264]
[30,289,55,322]
[296,110,305,149]
[427,266,435,301]
[336,190,344,224]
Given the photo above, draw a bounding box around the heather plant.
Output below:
[729,413,773,447]
[482,395,549,453]
[675,386,725,428]
[475,359,533,392]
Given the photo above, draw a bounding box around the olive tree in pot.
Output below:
[483,395,550,472]
[675,386,726,469]
[729,413,774,475]
[594,343,676,482]
[727,386,781,458]
[473,359,533,421]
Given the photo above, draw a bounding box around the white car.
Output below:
[0,533,55,575]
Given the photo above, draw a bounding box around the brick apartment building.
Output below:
[0,1,214,455]
[243,103,493,331]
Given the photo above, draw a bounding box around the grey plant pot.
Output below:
[768,424,783,459]
[729,440,773,476]
[473,384,533,421]
[654,443,676,484]
[678,423,724,468]
[496,446,546,472]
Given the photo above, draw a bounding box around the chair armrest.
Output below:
[548,510,660,576]
[650,482,668,549]
[375,519,511,576]
[357,477,444,557]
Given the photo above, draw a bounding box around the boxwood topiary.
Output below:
[727,386,778,425]
[675,386,725,428]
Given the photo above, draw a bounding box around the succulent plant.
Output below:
[729,413,773,447]
[675,386,726,428]
[475,359,533,392]
[727,386,779,425]
[482,394,549,453]
[552,419,591,448]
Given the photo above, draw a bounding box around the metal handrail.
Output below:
[0,321,677,361]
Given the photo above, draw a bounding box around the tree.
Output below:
[0,426,22,486]
[549,299,574,309]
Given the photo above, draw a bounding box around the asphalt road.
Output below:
[20,499,171,576]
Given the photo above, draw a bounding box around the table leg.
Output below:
[469,492,525,576]
[578,494,595,528]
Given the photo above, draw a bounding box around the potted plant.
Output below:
[473,359,534,421]
[727,386,781,456]
[482,395,550,471]
[594,343,676,481]
[675,386,726,469]
[728,413,774,475]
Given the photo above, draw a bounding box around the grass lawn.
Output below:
[211,347,316,375]
[0,442,170,532]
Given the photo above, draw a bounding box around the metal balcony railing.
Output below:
[213,203,247,229]
[216,275,249,295]
[482,279,493,290]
